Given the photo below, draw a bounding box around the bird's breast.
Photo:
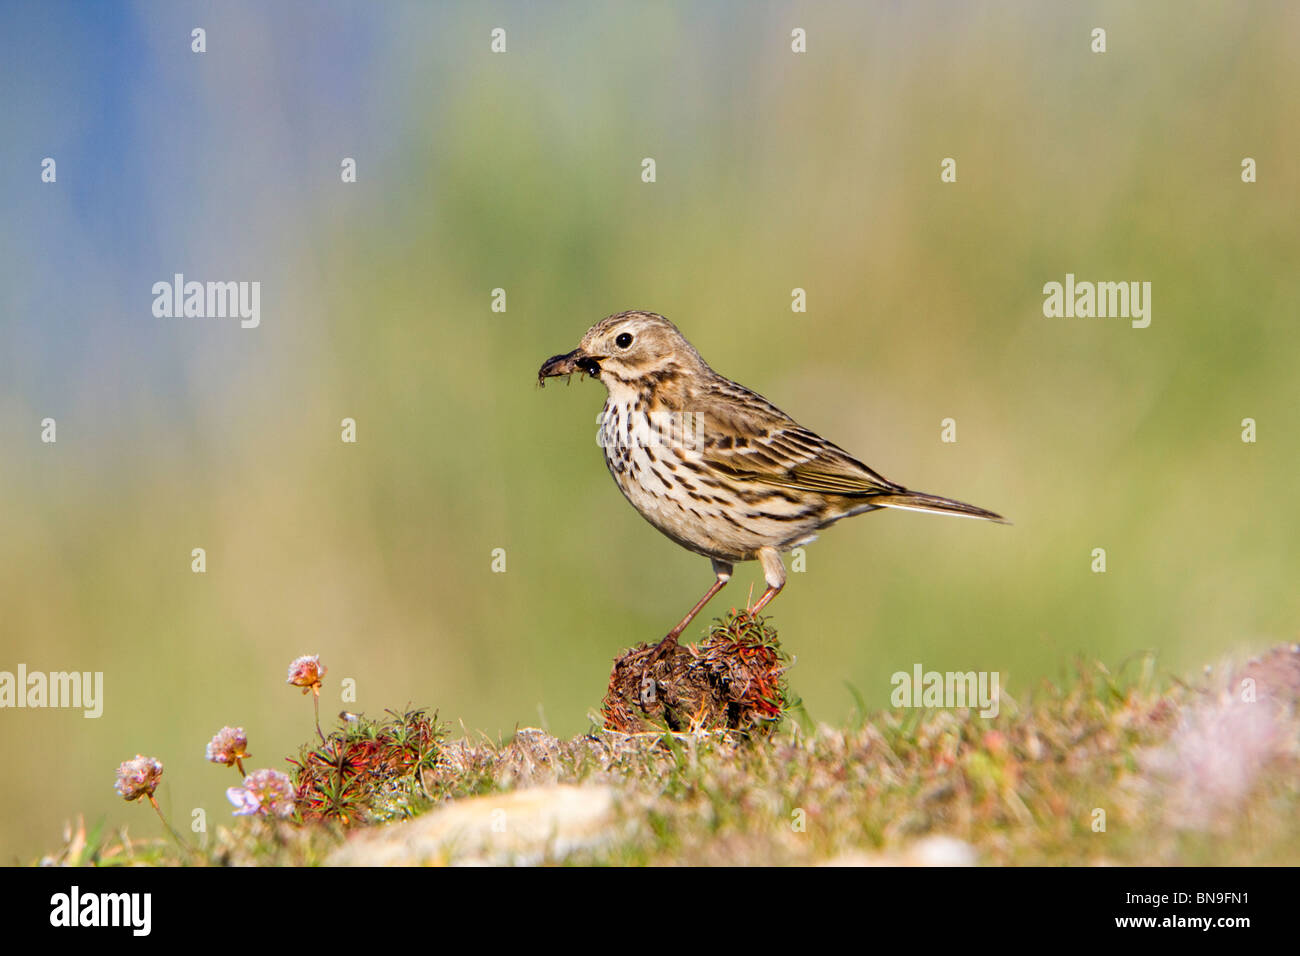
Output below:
[599,398,748,559]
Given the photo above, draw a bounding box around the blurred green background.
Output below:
[2,0,1298,861]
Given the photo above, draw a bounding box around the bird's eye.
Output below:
[615,332,633,348]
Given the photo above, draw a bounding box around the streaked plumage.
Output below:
[539,310,1005,653]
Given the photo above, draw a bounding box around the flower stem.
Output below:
[147,794,195,857]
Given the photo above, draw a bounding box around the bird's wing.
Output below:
[694,379,903,497]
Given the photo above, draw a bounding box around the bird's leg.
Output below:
[749,547,786,614]
[647,559,733,662]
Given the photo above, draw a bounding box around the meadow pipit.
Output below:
[539,311,1005,657]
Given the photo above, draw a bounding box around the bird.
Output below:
[538,310,1006,658]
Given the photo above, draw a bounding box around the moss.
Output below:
[602,610,794,733]
[39,638,1300,866]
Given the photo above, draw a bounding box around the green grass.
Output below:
[41,640,1300,866]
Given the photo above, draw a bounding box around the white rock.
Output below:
[328,784,621,866]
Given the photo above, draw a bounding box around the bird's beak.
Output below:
[538,348,601,385]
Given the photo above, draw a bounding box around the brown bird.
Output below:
[539,311,1005,657]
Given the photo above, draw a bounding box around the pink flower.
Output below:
[227,769,296,818]
[286,655,326,695]
[205,727,249,768]
[114,755,164,802]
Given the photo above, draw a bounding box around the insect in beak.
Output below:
[538,349,600,386]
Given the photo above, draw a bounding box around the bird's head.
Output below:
[537,311,707,392]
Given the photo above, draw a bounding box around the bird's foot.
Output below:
[645,632,679,666]
[636,634,680,711]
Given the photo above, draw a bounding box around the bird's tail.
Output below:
[872,490,1008,524]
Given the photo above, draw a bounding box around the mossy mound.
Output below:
[602,610,793,733]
